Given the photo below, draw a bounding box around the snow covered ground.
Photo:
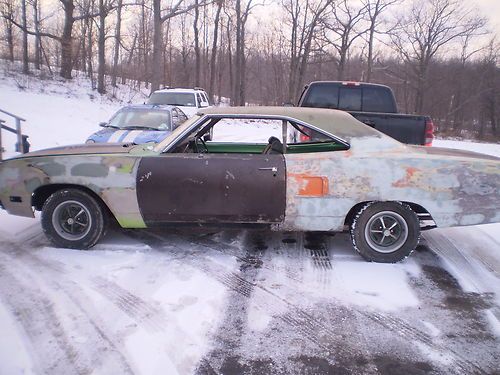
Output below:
[0,68,499,374]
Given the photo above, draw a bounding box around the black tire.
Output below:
[350,201,420,263]
[41,189,107,249]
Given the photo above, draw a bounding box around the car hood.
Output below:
[88,128,171,144]
[408,145,499,161]
[9,143,140,159]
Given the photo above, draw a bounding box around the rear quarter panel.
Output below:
[281,139,499,231]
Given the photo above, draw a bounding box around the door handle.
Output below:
[259,166,278,176]
[258,167,278,172]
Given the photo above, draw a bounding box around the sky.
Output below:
[473,0,500,37]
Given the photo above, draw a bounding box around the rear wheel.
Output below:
[350,202,420,263]
[41,189,107,249]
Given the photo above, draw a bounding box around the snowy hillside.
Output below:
[0,62,148,158]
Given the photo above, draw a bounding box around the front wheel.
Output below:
[350,202,420,263]
[41,189,107,249]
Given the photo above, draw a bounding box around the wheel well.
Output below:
[32,184,115,220]
[344,201,371,228]
[344,201,435,228]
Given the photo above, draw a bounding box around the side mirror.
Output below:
[203,133,211,142]
[199,101,209,108]
[99,122,108,127]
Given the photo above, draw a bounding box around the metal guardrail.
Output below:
[0,108,28,160]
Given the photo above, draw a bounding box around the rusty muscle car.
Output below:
[0,107,498,263]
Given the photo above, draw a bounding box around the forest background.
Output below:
[1,0,499,140]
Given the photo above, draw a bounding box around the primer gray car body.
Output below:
[0,107,498,237]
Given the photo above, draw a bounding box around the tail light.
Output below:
[424,118,434,146]
[299,127,311,142]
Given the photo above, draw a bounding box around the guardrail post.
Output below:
[0,108,27,156]
[15,117,24,154]
[0,119,3,161]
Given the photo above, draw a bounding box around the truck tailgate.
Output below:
[350,111,427,145]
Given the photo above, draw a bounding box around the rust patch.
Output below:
[392,167,419,188]
[290,174,329,197]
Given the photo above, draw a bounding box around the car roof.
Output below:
[196,106,392,141]
[306,81,394,90]
[153,88,205,94]
[121,104,177,111]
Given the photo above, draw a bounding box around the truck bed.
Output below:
[350,111,428,145]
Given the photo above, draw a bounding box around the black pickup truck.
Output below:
[298,81,434,146]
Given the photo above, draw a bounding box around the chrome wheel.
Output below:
[52,200,92,241]
[364,211,408,253]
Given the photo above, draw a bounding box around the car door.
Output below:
[136,153,286,225]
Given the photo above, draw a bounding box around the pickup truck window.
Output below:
[362,87,396,113]
[339,87,362,111]
[301,83,397,113]
[301,84,339,109]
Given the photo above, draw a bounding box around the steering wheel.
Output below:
[196,136,209,153]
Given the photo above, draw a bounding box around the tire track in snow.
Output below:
[0,263,90,375]
[130,230,374,368]
[0,247,136,375]
[90,276,167,332]
[0,237,201,374]
[132,229,488,374]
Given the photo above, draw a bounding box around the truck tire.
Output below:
[41,189,107,249]
[350,201,420,263]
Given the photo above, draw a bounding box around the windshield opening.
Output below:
[154,114,202,152]
[149,92,197,107]
[109,109,172,130]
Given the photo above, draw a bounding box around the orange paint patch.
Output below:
[290,174,329,197]
[392,167,419,188]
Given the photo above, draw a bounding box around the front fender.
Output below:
[0,155,146,228]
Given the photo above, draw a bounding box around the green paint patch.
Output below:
[25,177,42,192]
[71,163,109,178]
[37,162,65,176]
[116,217,147,228]
[117,163,134,174]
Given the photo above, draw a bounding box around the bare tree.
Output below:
[321,0,368,80]
[151,0,201,92]
[390,0,486,113]
[193,0,200,85]
[361,0,398,82]
[31,0,42,69]
[96,0,118,94]
[111,0,122,87]
[1,0,15,62]
[5,0,103,79]
[21,0,28,73]
[282,0,332,102]
[208,0,223,101]
[232,0,258,105]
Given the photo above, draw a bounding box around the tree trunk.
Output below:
[151,0,163,92]
[193,0,201,86]
[21,0,29,74]
[111,0,123,87]
[337,50,347,80]
[86,17,94,88]
[4,17,14,62]
[233,0,242,105]
[97,0,106,94]
[60,0,75,79]
[33,0,41,70]
[208,0,223,103]
[366,26,375,82]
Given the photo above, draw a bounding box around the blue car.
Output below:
[86,105,188,144]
